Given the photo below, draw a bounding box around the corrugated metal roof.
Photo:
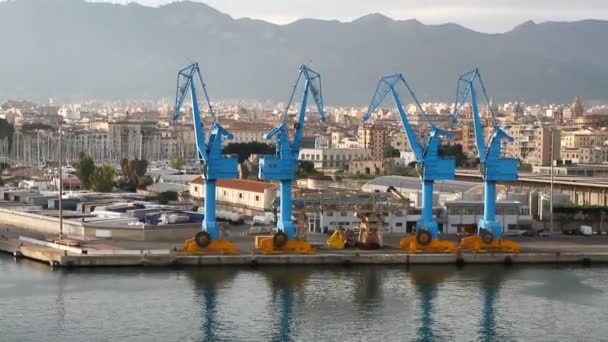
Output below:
[364,176,478,194]
[147,182,188,193]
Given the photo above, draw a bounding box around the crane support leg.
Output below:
[459,181,519,253]
[205,179,219,240]
[255,180,313,254]
[183,179,239,255]
[399,180,456,253]
[278,180,296,239]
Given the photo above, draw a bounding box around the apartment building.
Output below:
[358,125,389,159]
[349,159,387,176]
[299,148,371,168]
[504,125,560,166]
[561,129,608,149]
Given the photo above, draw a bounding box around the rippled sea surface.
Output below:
[2,256,608,342]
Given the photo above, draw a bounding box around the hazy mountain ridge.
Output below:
[0,0,606,104]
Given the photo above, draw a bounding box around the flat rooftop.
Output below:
[456,169,608,188]
[365,176,479,194]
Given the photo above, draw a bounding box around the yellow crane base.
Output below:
[459,235,520,253]
[399,236,457,254]
[326,230,346,250]
[255,236,315,254]
[182,238,240,255]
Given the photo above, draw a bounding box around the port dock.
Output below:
[2,227,608,267]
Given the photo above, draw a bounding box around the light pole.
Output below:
[58,120,64,239]
[549,128,555,235]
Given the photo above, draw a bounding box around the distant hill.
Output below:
[0,0,607,104]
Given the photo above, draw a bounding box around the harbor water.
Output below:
[1,256,608,342]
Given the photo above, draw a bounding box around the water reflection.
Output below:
[354,267,383,307]
[408,266,456,342]
[262,268,311,342]
[55,273,66,332]
[187,269,236,342]
[477,268,506,342]
[459,267,510,342]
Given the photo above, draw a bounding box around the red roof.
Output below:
[63,178,81,186]
[191,176,276,193]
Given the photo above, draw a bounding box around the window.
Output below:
[340,211,347,217]
[194,186,198,192]
[396,222,403,227]
[223,191,227,196]
[239,193,243,199]
[255,195,260,202]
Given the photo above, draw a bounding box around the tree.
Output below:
[120,158,130,178]
[90,165,115,192]
[21,123,54,132]
[383,146,401,158]
[299,160,315,174]
[137,175,154,189]
[134,159,148,177]
[76,153,96,189]
[118,158,149,192]
[223,142,276,163]
[391,165,419,177]
[157,190,178,205]
[0,118,14,152]
[296,160,320,178]
[440,143,468,167]
[171,156,185,171]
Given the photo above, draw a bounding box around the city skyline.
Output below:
[96,0,608,33]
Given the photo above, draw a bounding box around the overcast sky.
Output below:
[102,0,607,33]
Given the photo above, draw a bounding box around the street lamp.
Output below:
[549,127,555,236]
[58,119,64,239]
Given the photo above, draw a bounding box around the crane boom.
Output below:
[452,68,519,253]
[363,73,456,253]
[173,63,238,253]
[258,65,326,251]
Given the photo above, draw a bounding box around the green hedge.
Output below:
[554,204,608,214]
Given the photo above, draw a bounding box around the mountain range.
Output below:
[0,0,607,105]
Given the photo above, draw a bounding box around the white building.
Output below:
[400,151,417,165]
[445,200,533,233]
[299,148,371,168]
[363,176,475,208]
[190,177,277,212]
[58,106,81,120]
[331,132,360,148]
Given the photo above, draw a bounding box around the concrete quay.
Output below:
[2,234,608,268]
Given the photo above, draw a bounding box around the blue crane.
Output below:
[363,74,457,253]
[452,68,520,253]
[258,65,326,253]
[173,62,239,255]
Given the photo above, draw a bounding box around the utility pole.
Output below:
[550,128,554,236]
[58,121,63,239]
